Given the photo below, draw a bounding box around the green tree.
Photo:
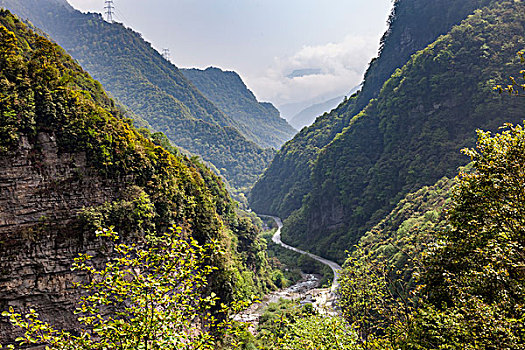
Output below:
[276,315,359,350]
[339,248,419,349]
[2,226,238,350]
[409,123,525,349]
[255,300,359,350]
[495,51,525,96]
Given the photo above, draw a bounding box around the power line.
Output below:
[114,7,131,24]
[104,0,114,22]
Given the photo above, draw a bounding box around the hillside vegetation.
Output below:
[182,67,296,149]
[250,0,499,220]
[338,123,525,348]
[3,0,275,191]
[1,0,525,348]
[0,10,276,343]
[254,0,525,263]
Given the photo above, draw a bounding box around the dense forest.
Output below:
[337,122,525,348]
[251,0,499,218]
[252,0,525,263]
[0,11,280,345]
[2,0,278,192]
[181,67,296,149]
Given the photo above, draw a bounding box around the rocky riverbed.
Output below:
[234,273,338,334]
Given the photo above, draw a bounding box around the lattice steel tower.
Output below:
[162,48,171,62]
[104,0,114,22]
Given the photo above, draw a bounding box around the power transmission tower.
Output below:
[162,48,171,62]
[104,0,114,22]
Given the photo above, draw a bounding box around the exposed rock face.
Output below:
[0,132,124,343]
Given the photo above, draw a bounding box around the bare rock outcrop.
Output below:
[0,132,124,343]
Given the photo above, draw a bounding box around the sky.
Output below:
[67,0,392,115]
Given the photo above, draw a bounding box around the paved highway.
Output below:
[268,216,342,292]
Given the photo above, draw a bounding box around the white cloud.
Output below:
[247,34,380,107]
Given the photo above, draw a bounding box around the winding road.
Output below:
[268,216,342,292]
[234,216,342,326]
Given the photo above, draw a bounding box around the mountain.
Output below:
[289,86,362,130]
[278,101,310,122]
[278,95,338,122]
[2,0,274,191]
[338,124,525,348]
[251,0,525,263]
[250,0,497,218]
[351,175,454,281]
[181,67,296,149]
[287,68,322,79]
[289,96,344,130]
[0,11,275,343]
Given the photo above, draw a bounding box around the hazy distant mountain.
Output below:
[3,0,274,190]
[288,85,361,130]
[278,101,309,122]
[286,68,322,79]
[289,96,344,130]
[278,95,338,122]
[182,67,296,149]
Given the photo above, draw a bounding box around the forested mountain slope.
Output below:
[338,124,525,348]
[182,67,296,149]
[2,0,274,190]
[250,0,497,218]
[352,175,454,283]
[282,1,525,262]
[0,11,274,343]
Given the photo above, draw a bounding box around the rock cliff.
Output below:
[0,132,124,342]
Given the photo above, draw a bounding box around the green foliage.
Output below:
[337,174,454,347]
[255,300,358,350]
[268,315,358,350]
[276,0,525,263]
[182,67,296,149]
[3,0,274,191]
[495,51,525,96]
[1,226,246,349]
[0,10,277,343]
[250,0,497,219]
[357,176,454,281]
[407,123,525,349]
[79,186,156,236]
[339,248,421,349]
[337,122,525,349]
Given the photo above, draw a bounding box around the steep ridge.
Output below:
[281,1,525,262]
[2,0,274,190]
[353,176,454,281]
[250,0,497,218]
[0,11,274,343]
[289,96,344,130]
[182,67,296,149]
